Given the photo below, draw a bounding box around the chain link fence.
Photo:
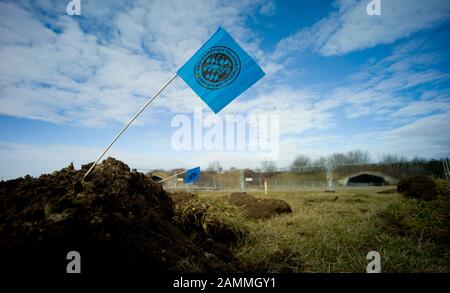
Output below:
[141,158,450,192]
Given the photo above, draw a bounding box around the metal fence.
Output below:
[143,158,450,192]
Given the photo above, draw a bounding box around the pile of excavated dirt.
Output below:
[397,176,437,201]
[225,193,292,220]
[0,158,242,275]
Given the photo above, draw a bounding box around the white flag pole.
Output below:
[158,169,188,183]
[84,73,178,180]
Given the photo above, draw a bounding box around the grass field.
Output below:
[197,188,450,273]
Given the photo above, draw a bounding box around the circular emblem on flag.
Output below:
[194,46,241,90]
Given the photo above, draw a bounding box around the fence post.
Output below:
[240,169,245,192]
[443,158,450,180]
[325,163,335,192]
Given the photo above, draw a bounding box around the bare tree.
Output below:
[290,154,311,172]
[261,161,277,174]
[313,150,371,167]
[411,156,426,163]
[207,161,223,172]
[380,154,408,163]
[313,156,329,166]
[345,150,371,164]
[330,153,346,166]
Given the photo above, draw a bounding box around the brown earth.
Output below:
[225,192,292,219]
[397,175,437,201]
[0,158,242,275]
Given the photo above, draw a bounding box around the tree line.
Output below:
[154,151,429,175]
[289,150,428,172]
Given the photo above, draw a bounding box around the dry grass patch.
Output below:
[199,188,449,272]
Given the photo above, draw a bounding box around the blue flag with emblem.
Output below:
[177,27,265,113]
[184,166,200,184]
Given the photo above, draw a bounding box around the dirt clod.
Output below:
[397,176,437,201]
[225,192,292,219]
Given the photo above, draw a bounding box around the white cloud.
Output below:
[275,0,450,57]
[391,101,450,118]
[222,86,335,136]
[1,0,450,176]
[315,36,450,120]
[352,114,450,158]
[258,0,276,16]
[0,0,268,126]
[0,141,190,180]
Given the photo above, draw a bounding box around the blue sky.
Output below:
[0,0,450,179]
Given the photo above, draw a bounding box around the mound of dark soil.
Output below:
[0,158,241,275]
[397,176,437,201]
[225,193,292,219]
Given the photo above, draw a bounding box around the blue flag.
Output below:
[177,27,265,113]
[184,167,200,184]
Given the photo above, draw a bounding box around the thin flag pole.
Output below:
[159,170,188,183]
[84,73,178,180]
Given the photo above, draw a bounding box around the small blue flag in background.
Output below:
[184,167,200,184]
[177,27,265,113]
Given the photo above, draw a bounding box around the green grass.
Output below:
[198,189,450,272]
[173,194,249,247]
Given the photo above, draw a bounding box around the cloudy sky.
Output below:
[0,0,449,179]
